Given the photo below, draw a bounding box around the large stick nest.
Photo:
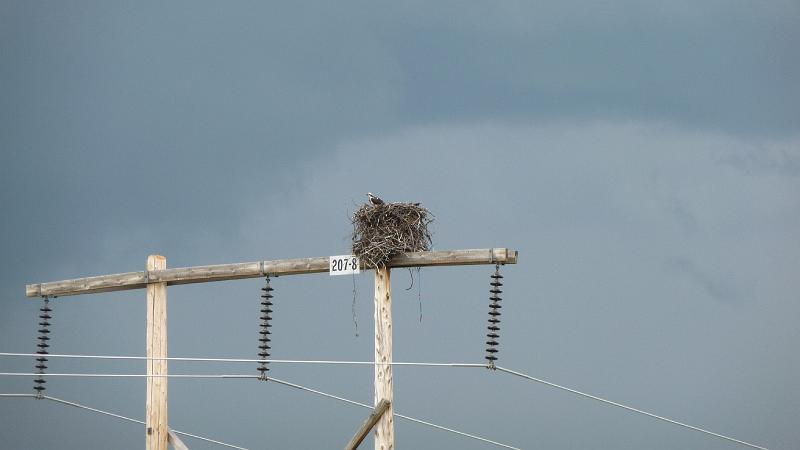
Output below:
[351,202,434,269]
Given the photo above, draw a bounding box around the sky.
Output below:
[1,1,798,449]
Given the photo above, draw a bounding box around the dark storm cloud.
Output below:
[0,1,404,283]
[1,1,797,280]
[378,1,800,135]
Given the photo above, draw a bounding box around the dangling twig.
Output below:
[351,272,359,337]
[417,267,423,323]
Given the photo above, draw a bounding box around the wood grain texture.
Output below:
[26,248,518,298]
[373,267,394,450]
[344,399,391,450]
[146,255,168,450]
[388,247,518,268]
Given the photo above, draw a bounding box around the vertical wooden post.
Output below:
[146,255,168,450]
[374,267,394,450]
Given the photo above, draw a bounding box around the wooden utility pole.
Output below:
[146,255,168,450]
[26,248,518,449]
[373,267,393,449]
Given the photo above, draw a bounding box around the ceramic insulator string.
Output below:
[485,264,503,368]
[34,296,53,398]
[257,276,274,379]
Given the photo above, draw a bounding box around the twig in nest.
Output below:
[351,202,433,269]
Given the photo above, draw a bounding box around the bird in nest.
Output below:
[367,192,385,206]
[367,192,421,207]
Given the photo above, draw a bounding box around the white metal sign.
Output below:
[329,255,360,276]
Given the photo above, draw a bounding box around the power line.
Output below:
[0,377,520,450]
[45,395,250,450]
[0,372,258,378]
[0,352,482,367]
[266,376,521,450]
[493,366,770,450]
[45,395,147,426]
[0,393,248,449]
[0,354,773,450]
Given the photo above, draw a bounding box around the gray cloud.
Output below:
[1,2,799,449]
[4,118,798,449]
[720,148,800,178]
[666,256,747,303]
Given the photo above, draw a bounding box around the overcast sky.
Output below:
[1,2,798,449]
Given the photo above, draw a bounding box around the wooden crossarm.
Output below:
[26,248,518,298]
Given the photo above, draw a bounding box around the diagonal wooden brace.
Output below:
[345,399,391,450]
